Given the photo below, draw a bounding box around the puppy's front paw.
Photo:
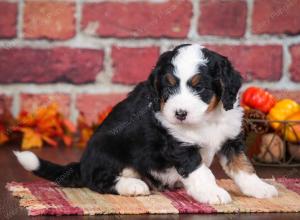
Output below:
[242,180,278,199]
[187,185,232,205]
[237,173,278,199]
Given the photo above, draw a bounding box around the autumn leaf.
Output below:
[0,132,9,145]
[98,107,112,124]
[62,135,72,147]
[77,107,112,148]
[17,103,75,149]
[77,112,94,148]
[42,135,58,147]
[62,118,76,133]
[20,128,43,149]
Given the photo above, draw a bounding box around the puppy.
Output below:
[14,44,278,204]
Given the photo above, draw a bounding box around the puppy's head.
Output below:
[149,44,242,125]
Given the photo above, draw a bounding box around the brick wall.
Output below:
[0,0,300,124]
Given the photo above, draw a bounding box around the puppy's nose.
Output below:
[175,109,187,121]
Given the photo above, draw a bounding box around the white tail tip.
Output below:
[13,151,40,171]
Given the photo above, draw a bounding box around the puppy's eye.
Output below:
[197,88,205,94]
[190,74,201,87]
[165,73,177,86]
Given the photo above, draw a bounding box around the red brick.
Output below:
[0,48,103,84]
[199,0,247,37]
[270,90,300,103]
[206,45,283,81]
[290,45,300,82]
[81,1,192,38]
[112,46,159,84]
[252,0,300,35]
[76,93,127,125]
[0,95,12,115]
[24,1,75,40]
[20,94,71,117]
[0,2,17,38]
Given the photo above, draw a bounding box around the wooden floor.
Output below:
[1,145,300,220]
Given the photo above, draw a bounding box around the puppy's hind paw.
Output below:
[115,177,150,196]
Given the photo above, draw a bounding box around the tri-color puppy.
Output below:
[14,44,278,204]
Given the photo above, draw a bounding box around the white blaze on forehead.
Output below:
[172,44,208,82]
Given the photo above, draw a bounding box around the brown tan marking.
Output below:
[223,153,255,175]
[206,95,220,112]
[191,74,201,87]
[160,99,165,110]
[165,73,177,86]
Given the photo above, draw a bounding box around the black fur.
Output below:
[30,44,244,194]
[202,48,243,110]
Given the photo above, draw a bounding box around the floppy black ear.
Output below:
[148,67,161,111]
[217,58,243,111]
[148,50,175,111]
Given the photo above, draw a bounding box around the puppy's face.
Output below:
[150,44,242,126]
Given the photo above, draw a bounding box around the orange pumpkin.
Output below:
[283,111,300,143]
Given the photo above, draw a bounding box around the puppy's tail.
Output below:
[13,151,83,187]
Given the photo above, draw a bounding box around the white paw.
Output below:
[187,185,232,205]
[241,180,278,199]
[235,173,278,199]
[115,177,150,196]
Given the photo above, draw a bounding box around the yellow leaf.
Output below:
[21,128,43,150]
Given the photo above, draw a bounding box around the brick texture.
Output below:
[81,0,192,38]
[0,95,12,115]
[206,45,283,81]
[290,44,300,82]
[24,1,75,40]
[0,0,299,121]
[270,90,300,103]
[76,94,127,124]
[0,2,17,38]
[112,46,160,84]
[252,0,300,35]
[20,94,71,117]
[198,0,247,37]
[0,48,104,84]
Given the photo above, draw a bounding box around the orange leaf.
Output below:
[0,132,9,145]
[63,135,72,147]
[20,128,43,150]
[42,135,58,147]
[18,111,35,127]
[77,112,90,129]
[98,106,113,125]
[62,119,76,133]
[77,128,93,148]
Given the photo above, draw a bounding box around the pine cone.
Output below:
[243,109,269,134]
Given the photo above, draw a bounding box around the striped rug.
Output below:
[6,178,300,216]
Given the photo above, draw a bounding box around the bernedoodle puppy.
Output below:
[14,44,278,204]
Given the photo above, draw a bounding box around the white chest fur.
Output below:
[156,104,244,166]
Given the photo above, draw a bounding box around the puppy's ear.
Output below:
[217,58,243,111]
[148,67,161,111]
[148,50,174,111]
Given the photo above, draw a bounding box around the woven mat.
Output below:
[6,178,300,216]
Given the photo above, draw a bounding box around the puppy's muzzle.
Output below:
[175,109,187,121]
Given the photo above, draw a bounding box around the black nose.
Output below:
[175,109,187,121]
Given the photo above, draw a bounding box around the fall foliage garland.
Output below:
[0,103,112,149]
